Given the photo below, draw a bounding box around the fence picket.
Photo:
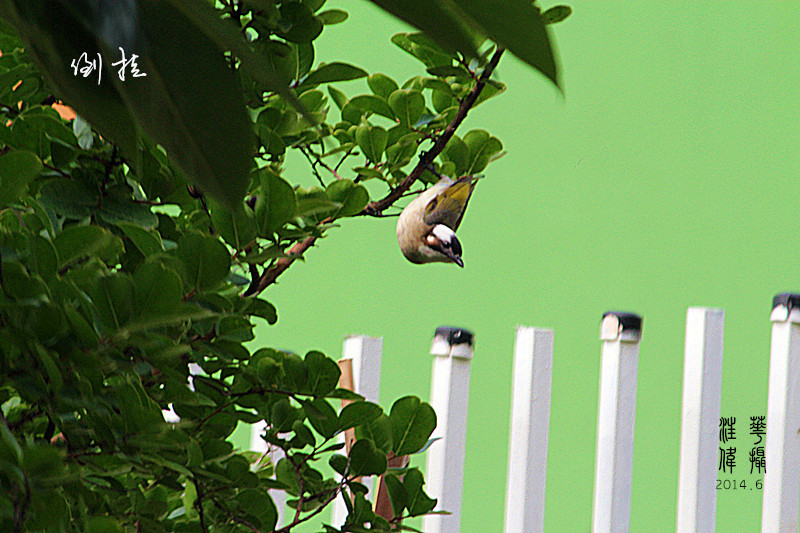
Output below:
[762,294,800,532]
[503,327,554,533]
[676,307,725,533]
[592,312,643,533]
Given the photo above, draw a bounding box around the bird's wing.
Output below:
[423,177,478,230]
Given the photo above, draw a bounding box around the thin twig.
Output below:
[362,46,505,216]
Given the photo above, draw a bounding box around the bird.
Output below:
[396,175,479,267]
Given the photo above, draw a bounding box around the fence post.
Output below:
[761,293,800,532]
[503,327,554,533]
[592,312,643,533]
[332,335,383,527]
[423,327,475,533]
[676,307,725,533]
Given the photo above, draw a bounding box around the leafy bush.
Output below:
[0,1,567,531]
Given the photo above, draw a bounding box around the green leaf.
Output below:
[271,398,299,432]
[388,89,425,128]
[352,166,386,182]
[305,351,341,396]
[236,488,278,530]
[329,453,348,476]
[255,169,297,237]
[117,0,254,210]
[543,5,572,25]
[440,134,469,176]
[242,297,278,324]
[383,474,408,517]
[118,222,164,257]
[354,124,388,164]
[5,3,139,159]
[389,396,436,456]
[403,467,437,516]
[89,272,135,331]
[303,62,368,85]
[426,65,471,78]
[37,178,97,219]
[176,232,231,290]
[328,388,365,401]
[133,261,183,316]
[73,114,93,149]
[368,0,560,88]
[349,438,388,477]
[328,85,347,110]
[0,150,41,205]
[277,1,323,43]
[462,129,503,174]
[53,225,123,268]
[210,201,257,250]
[325,179,369,218]
[338,401,383,432]
[367,73,399,99]
[85,516,125,533]
[304,398,338,438]
[277,353,306,393]
[96,195,158,229]
[317,9,348,25]
[348,94,395,120]
[27,233,57,280]
[354,413,393,454]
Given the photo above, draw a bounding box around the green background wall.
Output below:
[238,2,800,531]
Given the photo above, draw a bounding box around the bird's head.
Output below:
[422,224,464,267]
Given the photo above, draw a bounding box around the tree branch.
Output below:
[241,228,322,297]
[241,48,505,297]
[362,47,505,216]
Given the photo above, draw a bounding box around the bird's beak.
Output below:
[442,249,463,267]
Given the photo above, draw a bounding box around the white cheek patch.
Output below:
[431,224,455,244]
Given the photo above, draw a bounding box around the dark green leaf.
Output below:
[210,201,257,250]
[317,9,348,25]
[543,5,572,25]
[176,232,231,290]
[328,85,347,110]
[133,261,183,316]
[383,474,408,517]
[277,1,323,43]
[255,169,297,237]
[118,223,164,257]
[425,65,471,78]
[27,233,57,280]
[117,0,253,210]
[354,413,393,454]
[329,453,348,476]
[89,273,135,331]
[236,488,277,530]
[338,401,383,432]
[303,62,368,85]
[389,396,436,456]
[349,439,387,477]
[53,225,123,268]
[0,150,41,205]
[403,467,437,516]
[304,398,338,438]
[305,351,341,396]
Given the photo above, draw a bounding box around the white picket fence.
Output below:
[248,293,800,533]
